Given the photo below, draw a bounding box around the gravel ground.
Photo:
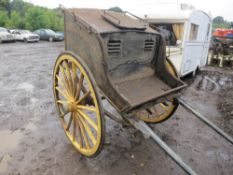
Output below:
[0,42,232,175]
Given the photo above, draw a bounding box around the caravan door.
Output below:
[181,22,203,76]
[181,11,211,76]
[200,23,211,66]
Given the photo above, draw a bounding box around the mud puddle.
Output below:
[0,130,23,153]
[183,68,233,136]
[0,130,23,174]
[0,121,38,173]
[0,154,11,174]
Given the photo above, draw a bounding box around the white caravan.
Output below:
[132,3,212,77]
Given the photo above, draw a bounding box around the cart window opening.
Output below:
[107,40,121,56]
[152,23,184,46]
[144,39,154,51]
[189,23,199,40]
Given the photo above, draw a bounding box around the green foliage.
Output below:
[6,10,25,28]
[0,0,64,31]
[0,0,10,10]
[0,10,9,26]
[213,16,224,24]
[212,16,232,31]
[108,6,123,13]
[11,0,26,16]
[25,7,63,31]
[2,1,232,33]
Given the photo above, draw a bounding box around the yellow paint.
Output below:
[53,53,102,157]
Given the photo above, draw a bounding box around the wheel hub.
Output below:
[69,101,77,112]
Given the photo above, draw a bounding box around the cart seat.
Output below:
[114,67,181,108]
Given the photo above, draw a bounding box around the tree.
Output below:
[0,11,9,26]
[0,0,11,17]
[0,0,64,30]
[11,0,25,16]
[212,16,231,30]
[213,16,224,24]
[0,0,10,10]
[6,10,25,28]
[108,6,123,13]
[25,7,48,30]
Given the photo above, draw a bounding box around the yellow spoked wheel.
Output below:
[137,59,179,123]
[53,52,105,157]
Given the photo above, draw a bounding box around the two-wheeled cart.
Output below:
[53,8,233,175]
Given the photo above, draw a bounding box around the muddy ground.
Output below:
[0,42,232,175]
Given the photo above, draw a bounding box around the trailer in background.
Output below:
[208,28,233,67]
[132,4,212,77]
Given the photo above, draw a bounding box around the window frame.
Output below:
[189,23,199,41]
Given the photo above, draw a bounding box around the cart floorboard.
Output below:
[115,72,173,106]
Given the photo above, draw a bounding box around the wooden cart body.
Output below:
[63,8,186,114]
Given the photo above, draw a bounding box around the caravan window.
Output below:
[151,23,184,46]
[189,23,199,40]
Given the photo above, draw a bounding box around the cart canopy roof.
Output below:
[68,8,157,34]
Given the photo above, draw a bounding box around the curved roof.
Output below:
[128,3,211,23]
[137,9,190,20]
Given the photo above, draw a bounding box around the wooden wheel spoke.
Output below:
[78,114,96,145]
[77,105,96,112]
[55,87,71,100]
[71,62,77,96]
[60,110,69,118]
[75,113,83,148]
[75,74,84,100]
[77,91,91,104]
[75,71,88,94]
[57,100,69,105]
[64,60,74,95]
[58,104,70,118]
[77,116,90,149]
[77,110,98,131]
[160,103,170,109]
[59,65,72,94]
[66,113,73,131]
[56,75,70,95]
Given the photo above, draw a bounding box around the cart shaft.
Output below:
[178,97,233,145]
[127,118,198,175]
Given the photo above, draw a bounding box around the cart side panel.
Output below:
[64,12,129,110]
[155,36,184,88]
[64,12,102,79]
